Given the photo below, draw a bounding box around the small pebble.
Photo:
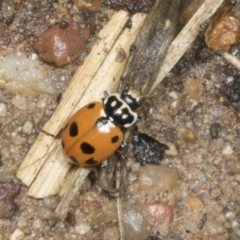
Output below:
[33,24,90,66]
[0,103,7,117]
[211,204,223,216]
[209,122,221,139]
[22,121,33,135]
[205,9,240,52]
[225,210,236,219]
[218,126,228,138]
[210,188,222,199]
[0,182,21,219]
[123,204,149,239]
[145,202,174,223]
[11,96,27,110]
[43,196,58,209]
[131,162,140,173]
[102,227,120,240]
[17,217,27,229]
[10,228,24,240]
[39,207,55,220]
[187,196,202,209]
[36,100,46,108]
[11,131,26,145]
[204,219,227,237]
[222,144,233,155]
[226,159,240,174]
[21,227,31,235]
[185,79,203,101]
[138,165,178,195]
[74,0,102,12]
[32,219,43,229]
[74,223,91,235]
[165,142,178,156]
[128,172,137,182]
[182,129,198,143]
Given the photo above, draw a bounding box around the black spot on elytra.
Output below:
[61,140,65,149]
[111,135,119,143]
[85,158,98,165]
[70,156,78,164]
[88,103,95,109]
[69,122,78,137]
[80,142,95,154]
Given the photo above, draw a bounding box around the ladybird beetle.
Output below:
[61,90,141,167]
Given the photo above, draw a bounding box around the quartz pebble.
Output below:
[0,103,7,117]
[123,204,150,240]
[10,228,24,240]
[0,53,69,96]
[222,144,233,155]
[138,165,178,195]
[74,223,91,235]
[22,121,33,135]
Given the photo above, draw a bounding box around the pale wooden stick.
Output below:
[149,0,224,93]
[55,13,147,219]
[223,52,240,71]
[55,167,91,220]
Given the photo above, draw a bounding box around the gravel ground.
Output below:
[1,1,240,240]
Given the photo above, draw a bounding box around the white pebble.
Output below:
[10,229,24,240]
[225,211,236,219]
[22,121,33,134]
[37,100,46,108]
[12,95,27,110]
[74,223,91,235]
[222,144,233,155]
[165,142,178,156]
[0,103,7,117]
[32,219,43,229]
